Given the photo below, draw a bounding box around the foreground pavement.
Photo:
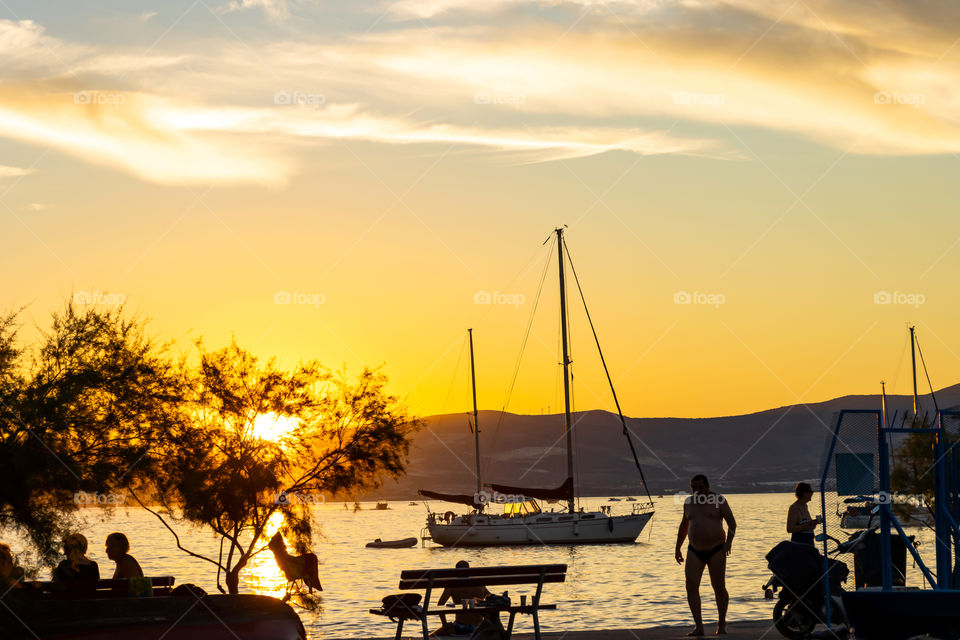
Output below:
[370,620,776,640]
[511,621,775,640]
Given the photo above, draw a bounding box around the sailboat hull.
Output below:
[427,511,653,547]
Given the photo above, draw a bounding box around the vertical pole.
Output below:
[881,381,888,428]
[468,329,481,496]
[557,228,575,514]
[820,481,831,623]
[911,326,919,420]
[935,412,951,587]
[879,413,893,590]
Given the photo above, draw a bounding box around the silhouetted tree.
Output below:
[889,414,959,526]
[135,339,420,599]
[0,303,184,567]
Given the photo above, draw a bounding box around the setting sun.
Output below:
[251,413,299,443]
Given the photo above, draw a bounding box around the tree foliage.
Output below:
[138,339,421,597]
[0,303,183,566]
[889,413,960,526]
[1,304,419,599]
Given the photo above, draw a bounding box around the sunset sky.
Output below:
[2,1,959,420]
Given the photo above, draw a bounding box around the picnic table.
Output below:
[370,564,566,640]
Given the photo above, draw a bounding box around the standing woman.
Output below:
[787,482,821,545]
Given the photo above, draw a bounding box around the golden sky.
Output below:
[2,1,959,419]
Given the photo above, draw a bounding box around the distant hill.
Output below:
[372,384,960,498]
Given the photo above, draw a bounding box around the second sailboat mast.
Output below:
[556,228,575,513]
[468,328,481,495]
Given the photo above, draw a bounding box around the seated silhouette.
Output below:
[53,533,100,597]
[105,532,143,579]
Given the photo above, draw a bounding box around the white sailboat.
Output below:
[420,228,655,546]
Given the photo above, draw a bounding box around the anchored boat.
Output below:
[420,228,655,547]
[366,537,418,548]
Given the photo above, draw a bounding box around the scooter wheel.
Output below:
[773,599,817,639]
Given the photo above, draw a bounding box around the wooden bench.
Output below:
[38,576,175,598]
[370,564,566,640]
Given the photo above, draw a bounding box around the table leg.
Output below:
[506,611,517,639]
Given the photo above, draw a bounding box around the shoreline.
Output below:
[368,619,773,640]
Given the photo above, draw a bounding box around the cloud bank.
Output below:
[0,0,958,185]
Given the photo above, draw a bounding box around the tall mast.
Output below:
[910,325,919,419]
[468,328,481,495]
[556,228,575,513]
[880,380,888,428]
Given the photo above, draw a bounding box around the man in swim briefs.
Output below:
[675,474,736,636]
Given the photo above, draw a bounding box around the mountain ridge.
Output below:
[371,384,960,499]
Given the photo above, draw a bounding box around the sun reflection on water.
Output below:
[241,511,288,599]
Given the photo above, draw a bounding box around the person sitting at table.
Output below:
[436,560,491,636]
[0,541,43,604]
[53,533,100,597]
[105,532,143,579]
[0,542,25,591]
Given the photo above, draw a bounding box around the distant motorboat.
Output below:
[408,501,419,506]
[840,503,932,529]
[625,497,637,502]
[366,537,418,548]
[608,498,621,502]
[376,500,389,510]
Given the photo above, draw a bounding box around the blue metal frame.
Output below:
[874,426,941,588]
[822,408,960,599]
[818,408,960,620]
[818,410,881,625]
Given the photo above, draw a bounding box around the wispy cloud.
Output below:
[0,164,34,178]
[223,0,293,19]
[0,89,291,186]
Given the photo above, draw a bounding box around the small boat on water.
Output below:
[625,497,636,502]
[408,501,418,506]
[608,497,621,502]
[840,503,932,529]
[375,500,389,510]
[366,537,418,548]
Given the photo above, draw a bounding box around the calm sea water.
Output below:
[1,493,937,638]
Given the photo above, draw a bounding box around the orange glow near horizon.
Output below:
[3,2,960,421]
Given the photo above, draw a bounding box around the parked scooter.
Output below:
[763,540,849,639]
[764,505,905,639]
